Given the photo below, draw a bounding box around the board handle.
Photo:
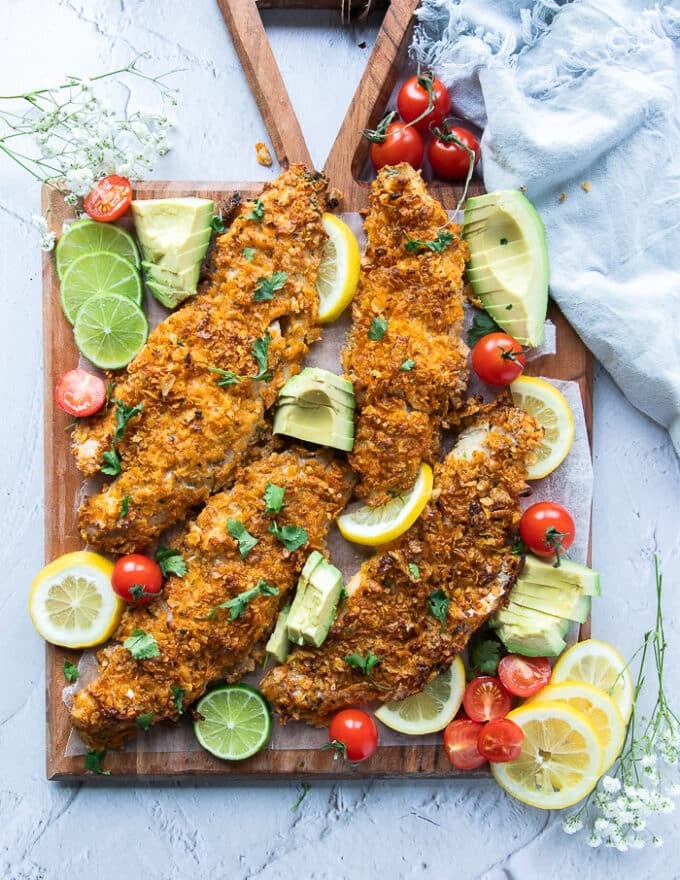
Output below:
[216,0,313,169]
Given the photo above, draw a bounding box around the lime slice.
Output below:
[60,250,142,325]
[74,292,149,370]
[375,656,466,735]
[509,375,575,479]
[316,213,361,323]
[193,684,272,761]
[56,218,140,279]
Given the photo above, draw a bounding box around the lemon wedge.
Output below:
[29,551,124,649]
[374,656,465,735]
[316,213,361,323]
[509,375,575,478]
[337,462,433,546]
[532,681,625,773]
[490,700,604,809]
[551,638,634,724]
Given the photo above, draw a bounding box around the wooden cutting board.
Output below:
[42,0,592,780]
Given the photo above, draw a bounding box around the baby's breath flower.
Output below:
[586,834,602,848]
[602,776,622,793]
[31,214,56,251]
[562,815,584,834]
[641,754,657,769]
[652,835,663,847]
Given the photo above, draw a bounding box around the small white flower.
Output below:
[31,214,56,251]
[641,754,657,769]
[627,836,645,850]
[587,834,602,848]
[631,817,647,831]
[668,782,680,796]
[64,192,79,207]
[652,835,664,847]
[602,776,622,793]
[562,815,584,834]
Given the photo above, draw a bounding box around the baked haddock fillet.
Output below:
[71,448,352,750]
[74,165,328,554]
[260,396,543,725]
[342,163,470,505]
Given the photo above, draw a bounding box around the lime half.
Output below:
[60,250,142,325]
[193,685,272,761]
[74,292,149,370]
[56,218,140,279]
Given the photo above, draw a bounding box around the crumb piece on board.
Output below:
[255,142,273,167]
[520,184,527,193]
[581,180,591,192]
[559,192,567,203]
[327,187,343,209]
[464,281,483,308]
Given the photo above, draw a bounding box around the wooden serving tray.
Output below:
[42,0,592,779]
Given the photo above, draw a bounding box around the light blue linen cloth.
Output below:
[412,0,680,454]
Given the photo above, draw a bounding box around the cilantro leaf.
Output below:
[227,519,259,558]
[344,651,381,676]
[211,214,226,233]
[246,198,265,221]
[123,629,160,660]
[268,521,308,552]
[208,366,243,387]
[251,332,272,381]
[119,495,129,520]
[367,317,388,341]
[136,712,154,731]
[101,447,121,476]
[428,588,449,625]
[467,311,502,347]
[129,584,154,601]
[291,782,311,810]
[207,579,279,621]
[468,636,503,678]
[85,749,110,775]
[112,399,143,444]
[253,271,287,302]
[263,483,285,516]
[171,686,185,714]
[62,658,79,683]
[242,246,256,261]
[404,230,454,254]
[399,358,416,372]
[154,545,187,578]
[408,563,420,581]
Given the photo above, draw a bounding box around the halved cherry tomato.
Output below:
[83,175,133,222]
[327,709,378,762]
[471,332,526,386]
[463,676,512,722]
[443,719,486,770]
[55,368,107,417]
[111,554,163,605]
[519,502,575,563]
[428,125,480,182]
[477,717,524,763]
[498,655,552,698]
[397,73,451,135]
[369,122,424,172]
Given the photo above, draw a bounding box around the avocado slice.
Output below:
[491,602,570,634]
[292,367,354,396]
[273,369,356,451]
[265,606,291,664]
[521,555,601,596]
[286,555,344,647]
[511,588,591,624]
[462,190,549,346]
[494,621,567,658]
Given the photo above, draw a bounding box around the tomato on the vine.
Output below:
[519,502,575,563]
[471,332,526,386]
[111,554,164,605]
[477,717,524,763]
[327,709,378,762]
[55,368,107,417]
[367,114,424,171]
[463,676,512,722]
[428,125,480,182]
[397,73,451,135]
[443,718,486,770]
[498,655,552,698]
[83,175,133,222]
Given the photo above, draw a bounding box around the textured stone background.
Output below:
[1,3,678,878]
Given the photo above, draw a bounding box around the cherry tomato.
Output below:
[519,502,575,563]
[55,368,107,417]
[443,719,487,770]
[477,717,524,763]
[327,709,378,762]
[111,554,164,605]
[471,332,526,386]
[463,676,512,722]
[498,655,552,698]
[369,122,424,172]
[83,175,133,222]
[397,74,451,135]
[428,126,480,182]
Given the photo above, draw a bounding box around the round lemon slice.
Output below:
[29,551,124,649]
[509,375,575,479]
[551,638,634,724]
[491,700,604,809]
[374,656,465,735]
[316,213,361,323]
[337,462,433,546]
[532,681,625,774]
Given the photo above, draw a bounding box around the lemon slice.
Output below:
[551,638,634,723]
[509,375,575,478]
[374,656,465,734]
[337,462,433,546]
[532,681,625,773]
[29,551,124,649]
[316,213,361,323]
[490,700,604,809]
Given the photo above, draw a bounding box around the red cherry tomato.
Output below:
[369,122,424,172]
[83,175,133,222]
[471,332,526,386]
[498,655,552,698]
[443,719,487,770]
[111,554,164,605]
[428,126,480,182]
[519,502,575,562]
[55,368,107,417]
[397,74,451,135]
[463,676,512,722]
[477,717,524,763]
[327,709,378,763]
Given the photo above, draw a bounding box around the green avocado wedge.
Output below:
[463,190,549,347]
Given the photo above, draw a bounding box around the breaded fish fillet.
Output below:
[342,163,470,505]
[74,166,328,554]
[260,397,543,726]
[71,448,352,750]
